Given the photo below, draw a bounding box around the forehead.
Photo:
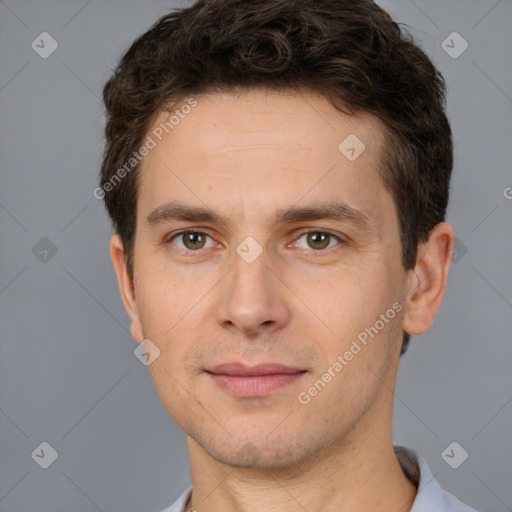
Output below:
[147,89,383,159]
[137,89,390,228]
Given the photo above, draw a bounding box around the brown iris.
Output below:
[182,231,206,250]
[306,232,331,250]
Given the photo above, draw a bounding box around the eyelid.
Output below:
[294,228,346,241]
[165,228,219,255]
[164,227,346,256]
[290,229,345,253]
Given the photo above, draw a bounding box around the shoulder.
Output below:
[395,445,479,512]
[158,485,192,512]
[159,450,480,512]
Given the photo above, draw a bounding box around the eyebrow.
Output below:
[144,200,373,230]
[273,202,372,229]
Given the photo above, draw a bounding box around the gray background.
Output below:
[0,0,511,511]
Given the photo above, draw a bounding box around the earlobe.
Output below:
[402,222,455,336]
[109,234,144,343]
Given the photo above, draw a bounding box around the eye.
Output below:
[294,231,343,251]
[168,230,217,251]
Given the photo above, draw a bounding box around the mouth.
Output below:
[205,363,307,397]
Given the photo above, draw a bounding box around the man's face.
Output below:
[125,90,410,468]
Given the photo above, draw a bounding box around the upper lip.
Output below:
[207,363,305,376]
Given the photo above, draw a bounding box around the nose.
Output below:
[216,248,291,337]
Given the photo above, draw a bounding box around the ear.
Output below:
[110,234,144,343]
[402,222,455,336]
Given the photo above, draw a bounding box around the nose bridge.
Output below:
[229,244,273,308]
[218,242,289,334]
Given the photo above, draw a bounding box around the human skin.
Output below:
[110,89,454,512]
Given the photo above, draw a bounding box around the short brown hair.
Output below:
[100,0,452,283]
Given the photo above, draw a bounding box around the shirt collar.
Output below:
[161,445,475,512]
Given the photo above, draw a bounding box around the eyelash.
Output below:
[292,230,345,255]
[165,229,219,258]
[165,228,345,258]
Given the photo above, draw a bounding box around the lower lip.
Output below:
[208,372,306,397]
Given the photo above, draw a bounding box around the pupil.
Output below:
[186,232,203,249]
[308,232,329,250]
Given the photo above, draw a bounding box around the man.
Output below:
[99,1,477,510]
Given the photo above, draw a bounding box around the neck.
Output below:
[185,389,417,512]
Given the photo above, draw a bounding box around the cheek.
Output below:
[133,269,187,346]
[310,261,403,365]
[319,264,390,323]
[134,268,219,383]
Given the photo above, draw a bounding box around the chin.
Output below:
[197,432,322,470]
